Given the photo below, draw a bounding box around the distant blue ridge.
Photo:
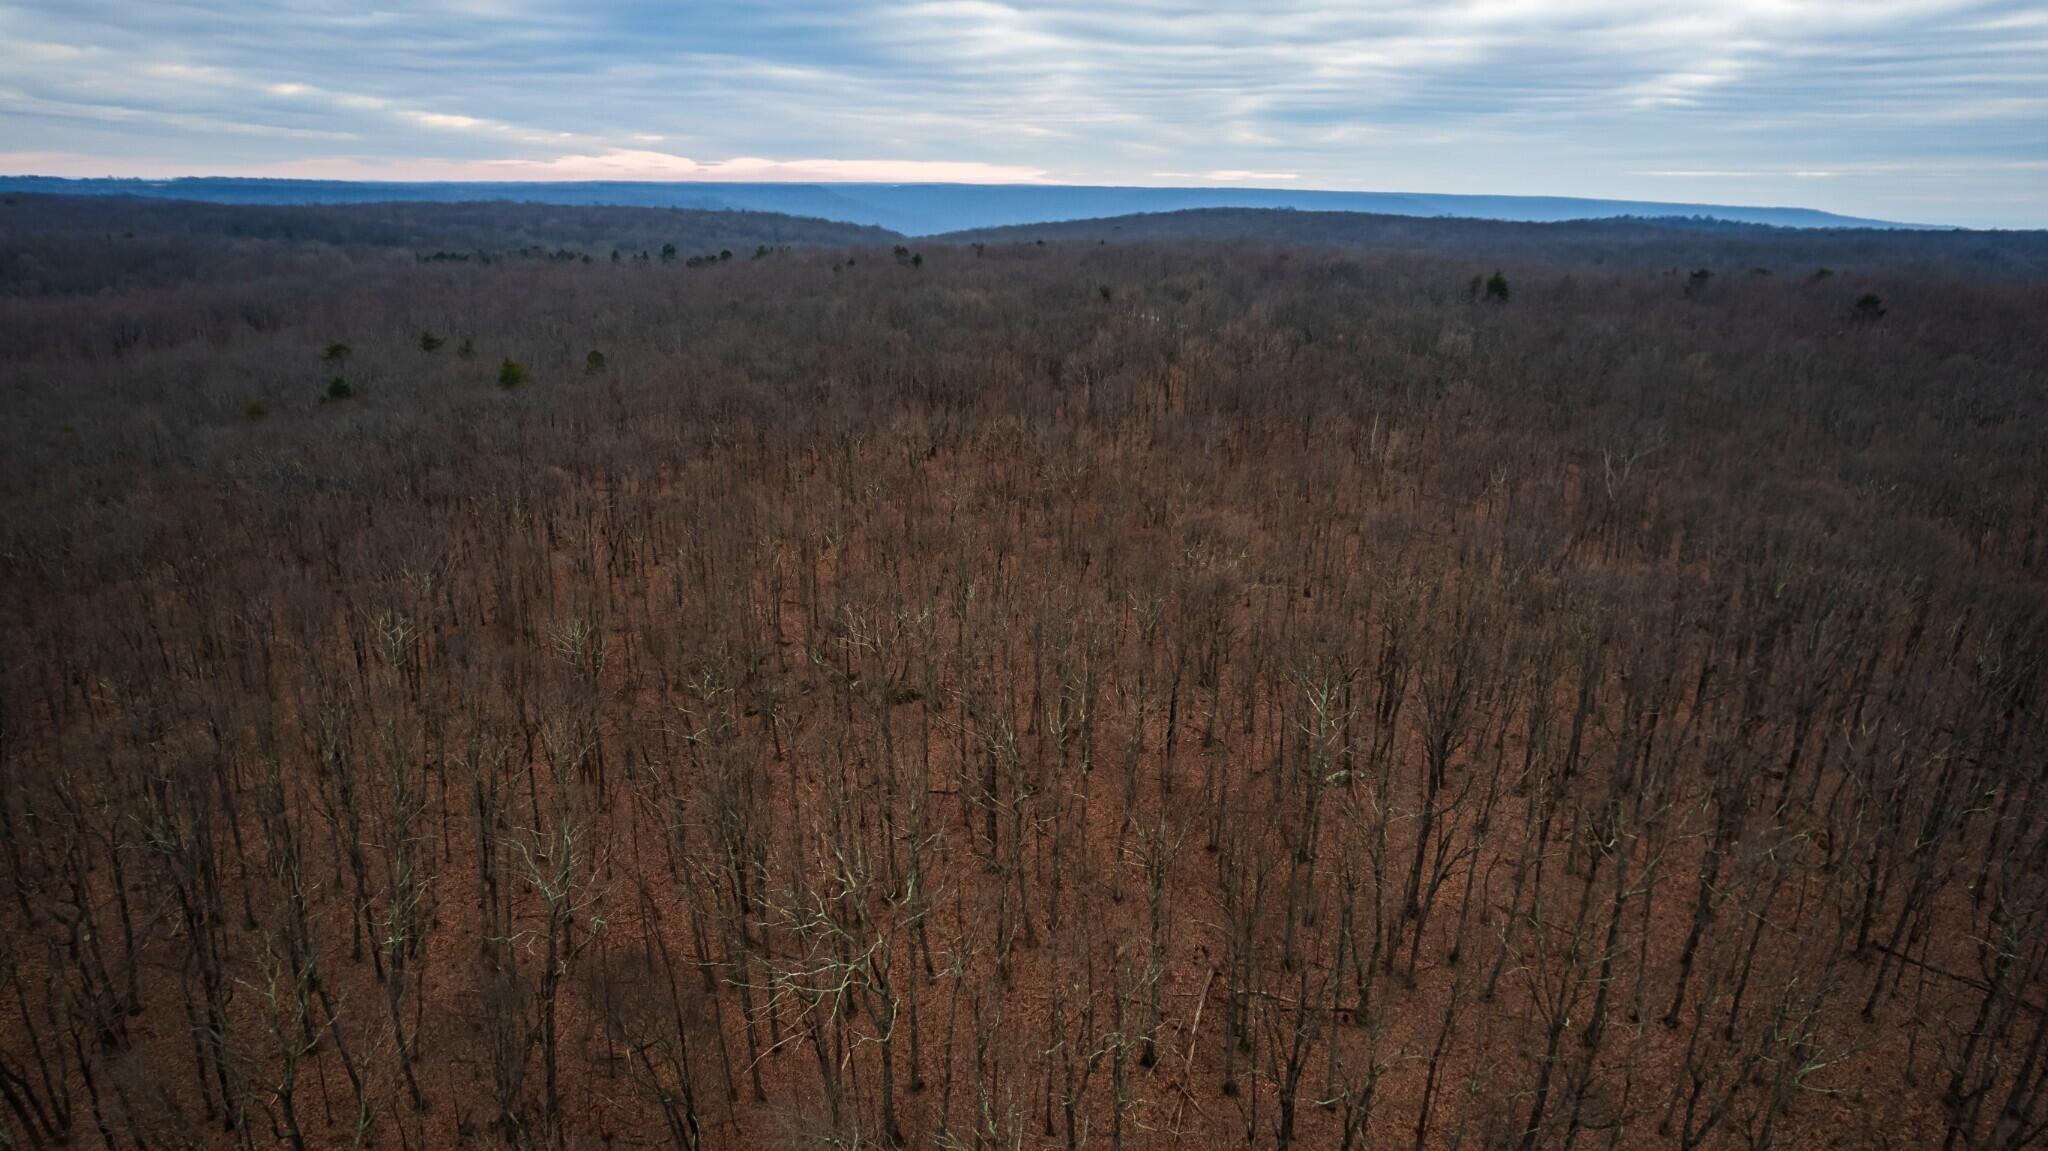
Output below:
[0,176,1929,236]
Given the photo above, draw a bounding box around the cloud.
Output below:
[1,147,1048,185]
[0,0,2042,224]
[486,149,1049,183]
[406,112,489,131]
[1632,169,1765,179]
[1155,169,1301,182]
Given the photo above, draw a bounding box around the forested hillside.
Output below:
[0,196,901,295]
[1,203,2045,1151]
[942,208,2048,278]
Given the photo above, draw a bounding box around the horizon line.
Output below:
[1,172,1931,223]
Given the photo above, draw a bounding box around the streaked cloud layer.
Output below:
[1,1,2043,225]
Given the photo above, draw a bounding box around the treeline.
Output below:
[0,195,900,295]
[939,207,2048,279]
[0,224,2045,1151]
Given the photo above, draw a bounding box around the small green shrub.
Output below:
[585,350,607,375]
[244,398,270,420]
[1485,270,1510,302]
[420,331,444,353]
[326,377,352,400]
[498,358,530,389]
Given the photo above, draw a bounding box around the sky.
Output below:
[2,1,2044,227]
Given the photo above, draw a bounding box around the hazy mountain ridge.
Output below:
[0,175,1923,234]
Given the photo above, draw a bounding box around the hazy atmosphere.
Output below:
[3,0,2046,226]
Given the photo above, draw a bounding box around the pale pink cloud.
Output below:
[0,149,1051,184]
[1152,169,1300,182]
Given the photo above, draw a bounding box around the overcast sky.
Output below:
[2,1,2044,226]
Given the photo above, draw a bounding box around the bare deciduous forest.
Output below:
[2,197,2045,1151]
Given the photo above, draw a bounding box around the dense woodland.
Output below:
[0,196,897,296]
[942,208,2048,280]
[1,198,2045,1151]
